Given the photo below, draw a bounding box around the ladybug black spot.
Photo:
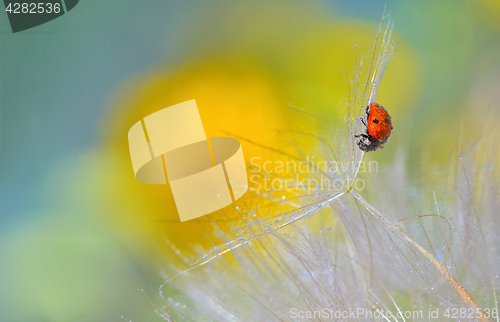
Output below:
[385,118,390,124]
[373,119,379,124]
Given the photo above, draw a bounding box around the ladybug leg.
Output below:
[357,117,367,127]
[355,133,369,139]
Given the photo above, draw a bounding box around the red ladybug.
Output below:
[355,103,393,152]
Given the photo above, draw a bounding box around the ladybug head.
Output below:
[357,134,381,152]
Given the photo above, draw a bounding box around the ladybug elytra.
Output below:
[355,103,393,152]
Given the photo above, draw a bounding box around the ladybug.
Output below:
[355,103,393,152]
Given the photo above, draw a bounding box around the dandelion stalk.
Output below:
[351,190,489,322]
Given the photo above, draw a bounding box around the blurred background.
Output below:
[1,0,499,321]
